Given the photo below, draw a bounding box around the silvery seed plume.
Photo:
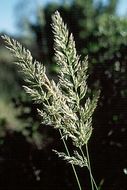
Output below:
[52,11,100,147]
[2,11,100,168]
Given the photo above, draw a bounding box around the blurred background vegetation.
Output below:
[0,0,127,189]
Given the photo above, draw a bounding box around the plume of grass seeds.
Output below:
[2,11,100,190]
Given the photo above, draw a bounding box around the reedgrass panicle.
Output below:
[2,11,100,190]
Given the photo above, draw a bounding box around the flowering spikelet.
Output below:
[2,11,100,167]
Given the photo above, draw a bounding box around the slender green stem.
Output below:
[59,129,82,190]
[80,147,94,190]
[85,144,94,190]
[80,146,98,190]
[91,175,98,190]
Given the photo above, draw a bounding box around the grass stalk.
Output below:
[80,146,98,190]
[59,129,82,190]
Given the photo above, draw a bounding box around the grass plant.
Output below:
[2,11,100,190]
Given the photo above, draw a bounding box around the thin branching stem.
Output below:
[86,144,99,190]
[80,146,98,190]
[85,144,94,190]
[59,130,82,190]
[91,176,99,190]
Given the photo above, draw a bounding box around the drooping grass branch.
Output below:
[2,11,100,190]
